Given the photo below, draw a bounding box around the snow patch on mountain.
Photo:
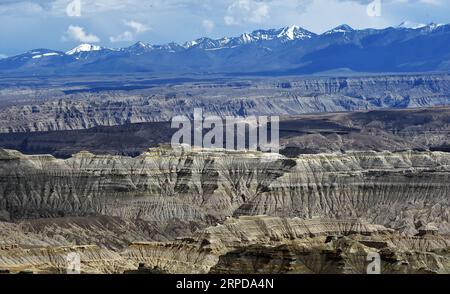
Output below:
[183,25,314,50]
[31,52,61,59]
[324,24,354,35]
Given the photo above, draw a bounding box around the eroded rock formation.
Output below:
[1,74,450,133]
[0,147,449,235]
[1,147,449,273]
[2,216,448,274]
[124,216,450,274]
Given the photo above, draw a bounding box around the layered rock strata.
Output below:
[2,216,448,274]
[0,147,449,235]
[1,75,450,133]
[124,216,450,274]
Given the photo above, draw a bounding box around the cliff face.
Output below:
[1,147,449,235]
[1,74,450,133]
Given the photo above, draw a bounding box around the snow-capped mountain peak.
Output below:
[324,24,354,35]
[183,37,219,49]
[127,41,151,50]
[123,41,153,54]
[422,22,445,31]
[131,41,149,48]
[277,25,314,40]
[278,25,299,40]
[397,21,426,29]
[2,23,450,76]
[66,44,103,55]
[183,40,198,48]
[246,29,277,41]
[178,25,313,50]
[397,21,444,31]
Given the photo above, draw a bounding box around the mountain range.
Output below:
[1,23,450,76]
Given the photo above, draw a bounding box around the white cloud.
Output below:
[109,31,134,43]
[109,20,151,43]
[224,0,270,26]
[0,1,44,15]
[49,0,156,15]
[63,25,100,43]
[419,0,441,5]
[202,19,215,32]
[124,20,151,33]
[0,54,8,59]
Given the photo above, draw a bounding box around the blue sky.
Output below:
[0,0,449,57]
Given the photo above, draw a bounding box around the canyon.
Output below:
[0,74,449,274]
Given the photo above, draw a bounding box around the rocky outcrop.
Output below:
[0,221,136,274]
[0,147,449,235]
[0,244,134,274]
[209,239,450,274]
[0,216,189,274]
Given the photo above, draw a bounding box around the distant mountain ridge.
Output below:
[1,23,450,75]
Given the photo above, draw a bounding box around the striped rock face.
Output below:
[0,147,449,273]
[0,147,449,235]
